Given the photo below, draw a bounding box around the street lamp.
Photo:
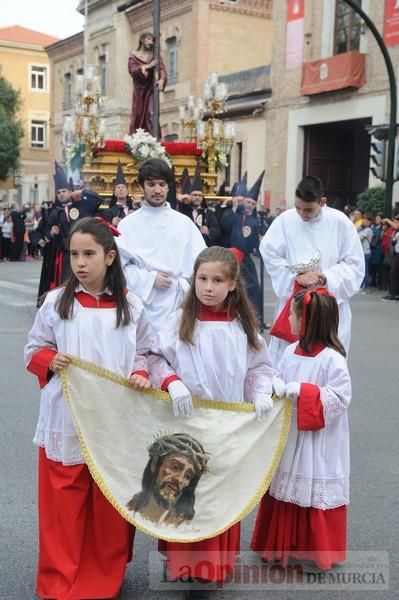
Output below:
[179,73,237,174]
[62,66,106,168]
[343,0,396,217]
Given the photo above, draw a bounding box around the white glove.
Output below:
[167,380,193,418]
[254,394,273,420]
[272,375,286,398]
[286,381,301,404]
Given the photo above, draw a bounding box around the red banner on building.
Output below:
[301,51,366,96]
[384,0,399,47]
[286,0,305,70]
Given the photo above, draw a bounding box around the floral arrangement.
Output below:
[124,129,172,166]
[65,143,87,172]
[201,142,228,173]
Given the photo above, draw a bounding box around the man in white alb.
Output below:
[117,158,206,329]
[260,175,364,366]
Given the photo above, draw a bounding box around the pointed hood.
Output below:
[180,167,191,195]
[230,182,239,197]
[54,161,70,191]
[166,165,177,210]
[217,181,226,196]
[68,177,74,191]
[190,162,203,193]
[115,161,127,186]
[246,170,265,201]
[235,171,248,197]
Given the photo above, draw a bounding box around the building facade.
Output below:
[265,0,399,210]
[0,25,58,205]
[46,0,272,193]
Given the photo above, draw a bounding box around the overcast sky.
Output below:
[1,1,84,39]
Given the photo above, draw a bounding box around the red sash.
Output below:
[269,282,304,343]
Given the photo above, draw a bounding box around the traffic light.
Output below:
[370,137,386,181]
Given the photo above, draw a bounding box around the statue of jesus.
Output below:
[128,32,167,136]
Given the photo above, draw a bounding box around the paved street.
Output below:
[0,259,397,600]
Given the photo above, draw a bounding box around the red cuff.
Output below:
[297,383,325,430]
[161,374,180,392]
[27,348,57,389]
[131,370,149,379]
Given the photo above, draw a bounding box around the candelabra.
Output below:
[179,72,236,174]
[62,65,106,170]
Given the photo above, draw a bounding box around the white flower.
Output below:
[124,132,172,167]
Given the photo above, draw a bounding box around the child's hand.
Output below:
[286,382,301,404]
[254,394,273,420]
[49,352,71,373]
[129,374,151,391]
[168,380,193,418]
[272,375,286,398]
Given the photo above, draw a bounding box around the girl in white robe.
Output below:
[24,218,154,600]
[150,246,276,600]
[251,287,351,570]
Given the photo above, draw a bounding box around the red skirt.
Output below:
[37,448,135,600]
[158,522,241,582]
[250,492,346,570]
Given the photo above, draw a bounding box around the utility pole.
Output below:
[152,0,161,140]
[343,0,396,218]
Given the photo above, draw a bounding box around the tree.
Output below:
[356,186,385,216]
[0,71,24,181]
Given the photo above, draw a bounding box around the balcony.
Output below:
[301,51,366,96]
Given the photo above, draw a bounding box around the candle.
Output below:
[193,107,199,120]
[179,105,186,120]
[86,65,95,80]
[213,120,221,137]
[197,121,205,138]
[210,72,218,86]
[82,117,90,134]
[98,119,106,137]
[94,76,102,94]
[187,95,195,109]
[75,74,84,93]
[203,83,211,99]
[90,102,98,116]
[215,84,224,101]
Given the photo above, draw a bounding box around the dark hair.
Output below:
[295,175,324,203]
[55,217,132,327]
[137,31,154,51]
[126,454,198,523]
[363,212,372,221]
[179,246,260,350]
[293,289,346,357]
[137,158,173,187]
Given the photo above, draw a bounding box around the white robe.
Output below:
[117,203,206,330]
[260,206,364,366]
[269,344,351,509]
[151,310,274,404]
[24,288,153,465]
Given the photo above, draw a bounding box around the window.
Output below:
[166,37,178,85]
[64,73,72,109]
[99,55,107,96]
[30,65,47,91]
[31,121,46,149]
[334,0,362,54]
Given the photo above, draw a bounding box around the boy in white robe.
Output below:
[117,158,206,329]
[260,175,364,366]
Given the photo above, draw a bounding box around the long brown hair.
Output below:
[55,217,132,327]
[179,246,260,350]
[293,289,346,356]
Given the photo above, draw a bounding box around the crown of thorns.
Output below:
[148,432,210,475]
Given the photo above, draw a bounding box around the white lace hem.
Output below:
[33,429,85,466]
[269,469,349,509]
